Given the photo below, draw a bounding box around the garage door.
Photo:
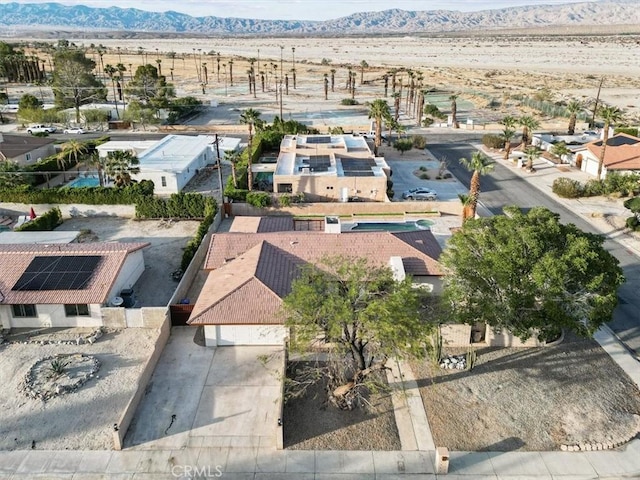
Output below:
[216,325,286,346]
[583,157,600,177]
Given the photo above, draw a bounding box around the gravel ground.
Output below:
[0,328,158,450]
[412,332,640,451]
[283,362,400,451]
[56,217,200,306]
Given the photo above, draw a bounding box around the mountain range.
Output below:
[0,1,639,35]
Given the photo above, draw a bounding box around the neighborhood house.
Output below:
[581,132,640,179]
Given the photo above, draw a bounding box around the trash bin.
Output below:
[435,446,449,474]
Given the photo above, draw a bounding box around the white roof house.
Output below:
[96,140,158,158]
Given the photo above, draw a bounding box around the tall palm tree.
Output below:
[500,117,518,160]
[239,108,262,191]
[104,64,120,119]
[524,146,542,171]
[87,152,106,186]
[368,99,391,156]
[566,99,582,135]
[104,150,140,187]
[518,115,540,147]
[392,92,401,122]
[226,150,241,188]
[360,60,368,85]
[60,140,88,167]
[458,194,474,223]
[597,105,624,180]
[330,69,336,92]
[323,74,329,100]
[459,152,494,220]
[228,59,234,86]
[450,94,460,129]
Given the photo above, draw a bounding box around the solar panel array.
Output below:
[12,255,102,291]
[342,158,376,177]
[305,136,331,144]
[299,155,331,173]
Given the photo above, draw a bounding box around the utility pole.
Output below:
[214,134,224,205]
[590,77,605,129]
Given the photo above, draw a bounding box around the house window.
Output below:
[26,153,32,162]
[277,183,293,193]
[161,176,167,187]
[64,304,90,317]
[12,304,37,317]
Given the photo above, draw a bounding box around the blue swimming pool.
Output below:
[65,176,100,188]
[349,219,433,232]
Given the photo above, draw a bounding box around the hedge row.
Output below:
[552,172,640,199]
[15,207,62,231]
[181,213,215,271]
[135,192,217,219]
[0,180,155,205]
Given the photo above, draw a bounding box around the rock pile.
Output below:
[8,327,106,346]
[440,354,467,370]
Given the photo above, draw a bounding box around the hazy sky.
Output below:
[1,0,597,21]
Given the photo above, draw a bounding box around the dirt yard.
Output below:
[55,217,200,306]
[283,361,400,451]
[412,332,640,452]
[0,328,158,450]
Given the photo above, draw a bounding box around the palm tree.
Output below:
[87,152,106,186]
[550,142,571,163]
[501,127,516,160]
[228,59,234,86]
[524,146,542,171]
[459,152,494,220]
[518,115,540,147]
[566,99,582,135]
[239,108,262,191]
[60,140,88,167]
[450,94,460,129]
[330,69,336,92]
[458,194,475,222]
[368,99,391,156]
[323,74,329,100]
[104,150,140,187]
[392,92,401,122]
[103,64,120,119]
[597,105,624,180]
[360,60,368,85]
[226,150,241,188]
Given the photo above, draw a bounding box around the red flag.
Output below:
[29,207,36,220]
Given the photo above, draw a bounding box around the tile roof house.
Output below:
[581,133,640,179]
[0,242,148,329]
[189,227,443,346]
[0,133,56,166]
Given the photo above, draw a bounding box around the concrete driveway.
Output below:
[124,327,283,450]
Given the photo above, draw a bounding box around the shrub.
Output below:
[422,117,434,127]
[16,207,63,231]
[393,138,413,155]
[624,197,640,211]
[412,135,427,149]
[626,216,639,229]
[552,177,583,198]
[0,181,154,205]
[181,212,215,271]
[340,98,359,106]
[246,191,272,208]
[482,134,504,149]
[419,166,427,172]
[279,195,292,207]
[135,193,216,219]
[615,127,639,137]
[420,173,430,180]
[582,179,605,197]
[604,172,640,197]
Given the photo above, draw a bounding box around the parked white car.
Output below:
[63,127,85,134]
[26,124,57,134]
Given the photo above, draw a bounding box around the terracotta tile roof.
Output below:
[257,216,295,233]
[586,133,640,171]
[0,242,148,305]
[205,230,443,275]
[190,230,443,326]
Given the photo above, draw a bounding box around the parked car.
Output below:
[26,124,57,134]
[63,127,85,134]
[402,187,438,201]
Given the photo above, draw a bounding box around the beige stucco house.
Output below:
[0,133,56,166]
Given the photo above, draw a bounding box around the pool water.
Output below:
[65,176,100,188]
[349,220,433,232]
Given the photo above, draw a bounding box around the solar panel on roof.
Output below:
[12,255,102,291]
[305,136,331,144]
[342,158,377,176]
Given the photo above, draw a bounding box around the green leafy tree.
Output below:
[0,160,27,189]
[52,47,107,123]
[125,64,175,114]
[441,206,624,342]
[283,256,433,409]
[104,150,140,186]
[367,98,391,155]
[17,93,43,123]
[459,151,494,221]
[596,105,624,181]
[393,138,413,155]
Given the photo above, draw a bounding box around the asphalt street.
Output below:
[429,141,640,354]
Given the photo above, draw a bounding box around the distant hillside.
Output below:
[0,1,639,35]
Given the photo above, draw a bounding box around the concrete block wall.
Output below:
[0,203,136,219]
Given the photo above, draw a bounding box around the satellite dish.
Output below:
[111,296,124,307]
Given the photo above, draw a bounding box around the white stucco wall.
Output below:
[204,325,288,346]
[106,249,146,304]
[0,303,102,328]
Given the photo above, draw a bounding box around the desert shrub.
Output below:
[15,207,62,231]
[412,135,427,149]
[422,117,434,127]
[626,216,639,230]
[135,193,216,219]
[393,138,413,155]
[419,166,427,172]
[582,179,605,197]
[552,177,583,198]
[181,212,215,271]
[615,127,639,137]
[624,197,640,211]
[246,191,272,207]
[420,173,430,180]
[279,194,292,207]
[604,172,640,197]
[0,181,154,205]
[482,134,504,149]
[340,98,359,106]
